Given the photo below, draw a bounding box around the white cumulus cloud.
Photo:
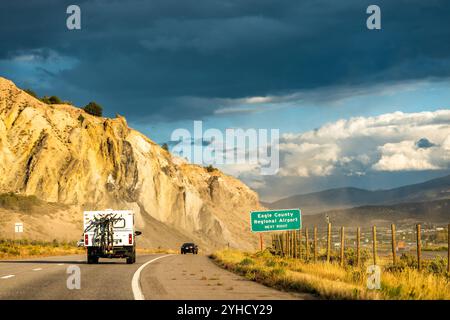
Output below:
[277,110,450,177]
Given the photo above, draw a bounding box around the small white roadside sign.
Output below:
[15,223,23,233]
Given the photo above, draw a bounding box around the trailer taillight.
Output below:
[129,234,132,244]
[85,234,89,245]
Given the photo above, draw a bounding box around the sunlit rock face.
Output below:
[0,77,263,250]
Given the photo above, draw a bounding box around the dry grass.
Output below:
[0,192,68,214]
[0,239,83,259]
[211,249,450,300]
[0,241,178,260]
[136,248,178,254]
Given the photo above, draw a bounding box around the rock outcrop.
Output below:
[0,77,263,250]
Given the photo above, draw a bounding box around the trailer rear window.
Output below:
[113,218,126,228]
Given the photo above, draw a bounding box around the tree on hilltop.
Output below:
[83,101,103,117]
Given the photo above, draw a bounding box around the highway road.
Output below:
[0,254,312,300]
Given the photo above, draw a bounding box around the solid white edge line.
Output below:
[1,275,15,279]
[132,254,173,300]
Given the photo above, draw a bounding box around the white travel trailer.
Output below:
[83,209,141,264]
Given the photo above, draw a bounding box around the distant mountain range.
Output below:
[262,174,450,215]
[302,199,450,227]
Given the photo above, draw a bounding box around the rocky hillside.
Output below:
[0,77,263,250]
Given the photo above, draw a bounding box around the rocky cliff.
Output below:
[0,77,263,250]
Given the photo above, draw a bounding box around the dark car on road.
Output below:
[181,243,198,254]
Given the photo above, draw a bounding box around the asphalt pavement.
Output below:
[0,254,312,300]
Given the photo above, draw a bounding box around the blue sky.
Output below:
[130,79,450,144]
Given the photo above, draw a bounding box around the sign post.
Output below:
[259,233,263,251]
[15,223,24,233]
[250,209,301,251]
[14,222,23,243]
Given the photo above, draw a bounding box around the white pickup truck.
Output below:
[83,209,141,264]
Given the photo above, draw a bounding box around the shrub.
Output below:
[0,192,42,212]
[24,89,38,99]
[426,256,448,274]
[41,95,63,104]
[83,101,103,117]
[344,248,371,267]
[205,165,217,173]
[265,258,277,267]
[400,253,418,268]
[239,258,254,266]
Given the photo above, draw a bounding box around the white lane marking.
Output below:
[32,268,43,271]
[57,263,64,266]
[132,255,173,300]
[1,275,15,279]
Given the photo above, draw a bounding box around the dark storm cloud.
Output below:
[1,0,450,121]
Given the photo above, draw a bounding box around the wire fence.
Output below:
[269,223,450,271]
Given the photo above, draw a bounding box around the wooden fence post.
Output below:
[448,224,450,274]
[327,223,331,263]
[290,231,293,257]
[313,226,318,263]
[305,227,310,261]
[292,231,295,258]
[416,224,422,271]
[288,231,291,257]
[299,229,303,260]
[293,230,297,258]
[285,232,289,257]
[372,226,377,265]
[391,224,397,265]
[286,232,290,257]
[340,226,345,267]
[356,227,361,268]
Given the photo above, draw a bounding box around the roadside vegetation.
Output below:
[0,192,67,213]
[211,249,450,300]
[137,247,178,254]
[0,192,43,212]
[23,87,103,117]
[0,239,83,259]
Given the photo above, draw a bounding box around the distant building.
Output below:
[397,241,407,252]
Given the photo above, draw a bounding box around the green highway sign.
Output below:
[250,209,301,232]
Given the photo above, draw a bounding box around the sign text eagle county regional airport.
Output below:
[250,209,301,232]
